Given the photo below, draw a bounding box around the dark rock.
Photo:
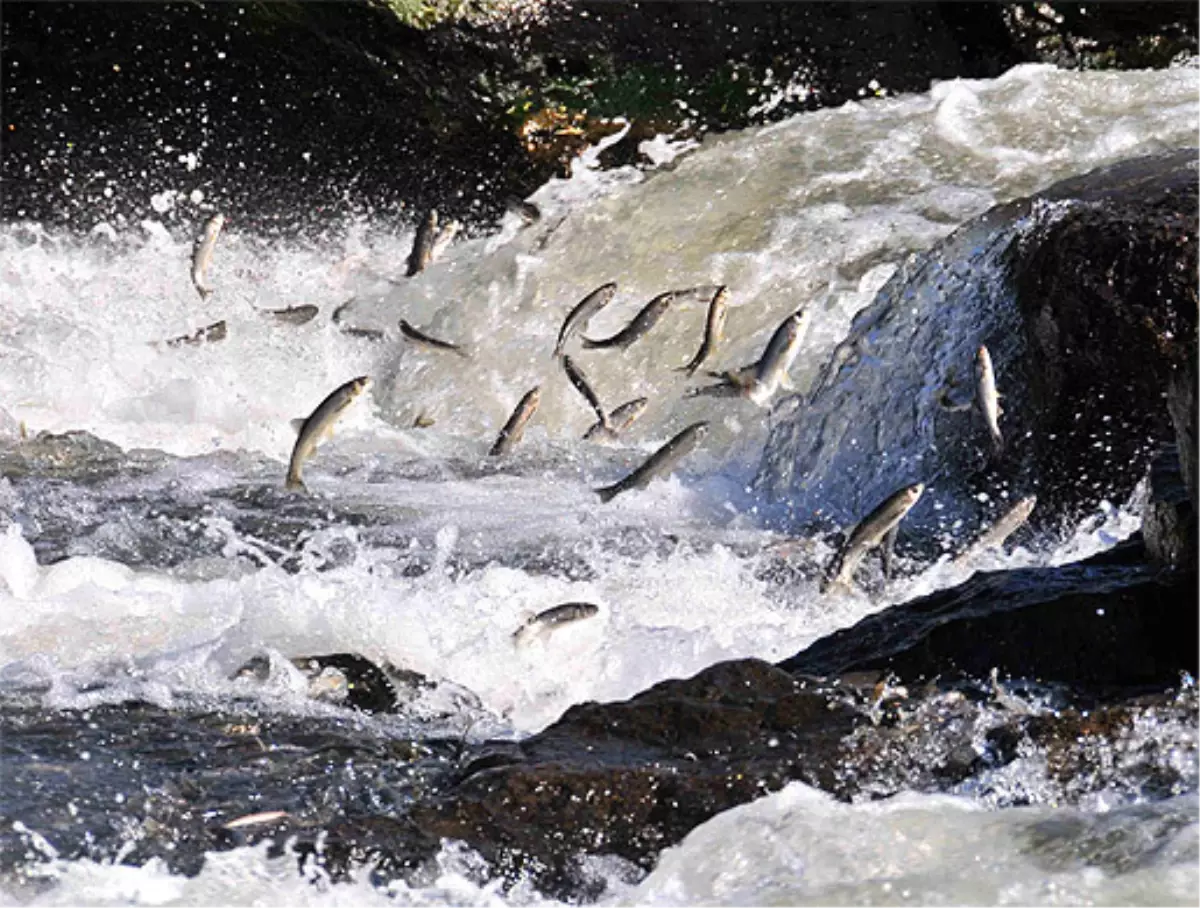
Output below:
[1142,445,1196,572]
[780,538,1199,695]
[755,150,1199,542]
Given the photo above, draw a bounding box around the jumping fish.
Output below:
[677,286,729,376]
[399,319,470,358]
[261,305,319,326]
[191,213,225,299]
[223,811,291,830]
[429,219,460,262]
[561,355,610,430]
[285,376,371,492]
[489,386,541,456]
[583,396,649,442]
[687,307,810,407]
[821,482,924,592]
[594,421,709,503]
[513,602,600,647]
[163,320,227,348]
[976,345,1003,455]
[553,282,617,359]
[581,291,677,351]
[406,209,439,277]
[952,495,1037,566]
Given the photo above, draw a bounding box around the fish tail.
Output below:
[285,472,307,493]
[580,337,601,349]
[595,484,620,504]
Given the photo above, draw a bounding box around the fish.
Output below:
[553,282,617,359]
[399,319,470,358]
[561,355,609,430]
[976,345,1003,455]
[506,196,541,224]
[489,386,541,456]
[513,602,600,647]
[261,304,319,326]
[594,421,709,503]
[413,412,436,429]
[686,307,810,407]
[821,482,925,592]
[583,396,649,442]
[406,209,439,277]
[285,376,371,492]
[163,320,227,348]
[749,307,811,401]
[429,219,460,262]
[222,811,291,830]
[581,290,677,351]
[951,495,1037,565]
[677,286,729,376]
[191,213,225,299]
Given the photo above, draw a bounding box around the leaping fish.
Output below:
[399,319,470,358]
[489,387,541,457]
[406,209,439,277]
[594,421,709,503]
[581,291,677,351]
[553,282,617,359]
[951,495,1037,566]
[512,602,600,647]
[976,345,1003,455]
[285,376,371,492]
[561,355,610,431]
[583,396,649,442]
[677,286,729,376]
[191,213,225,299]
[687,307,810,407]
[821,482,924,593]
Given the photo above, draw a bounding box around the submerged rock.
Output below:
[755,149,1198,546]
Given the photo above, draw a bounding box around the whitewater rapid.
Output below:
[1,62,1198,906]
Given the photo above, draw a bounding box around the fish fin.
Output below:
[285,475,307,493]
[289,418,307,435]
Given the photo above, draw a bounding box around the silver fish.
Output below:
[285,376,371,492]
[976,345,1003,455]
[262,304,319,326]
[581,290,677,351]
[406,209,439,277]
[163,319,227,348]
[562,355,609,429]
[399,319,470,358]
[821,482,925,592]
[677,286,729,376]
[429,219,460,263]
[595,421,709,503]
[687,308,810,407]
[583,396,649,442]
[191,213,225,299]
[952,495,1037,565]
[513,602,600,646]
[489,386,541,456]
[553,282,617,359]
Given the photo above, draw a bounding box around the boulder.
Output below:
[780,538,1198,695]
[755,150,1198,544]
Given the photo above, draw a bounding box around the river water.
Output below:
[1,63,1197,905]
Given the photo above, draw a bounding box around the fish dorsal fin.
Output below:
[290,418,307,435]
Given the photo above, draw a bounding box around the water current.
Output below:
[1,63,1197,904]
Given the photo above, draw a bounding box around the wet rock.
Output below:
[780,538,1199,695]
[408,659,859,897]
[1142,445,1196,572]
[756,149,1199,542]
